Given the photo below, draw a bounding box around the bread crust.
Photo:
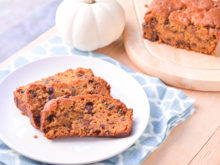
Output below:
[143,0,220,55]
[40,95,133,139]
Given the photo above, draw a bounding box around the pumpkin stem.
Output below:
[86,0,96,4]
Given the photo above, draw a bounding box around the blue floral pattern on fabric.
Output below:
[0,35,195,165]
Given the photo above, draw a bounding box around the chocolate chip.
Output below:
[83,84,87,88]
[213,35,216,39]
[49,94,54,100]
[77,72,84,77]
[34,116,40,126]
[164,18,169,25]
[46,114,55,122]
[105,131,110,135]
[117,107,125,115]
[68,123,72,129]
[108,105,114,110]
[78,116,83,120]
[100,125,105,129]
[176,40,190,48]
[48,87,54,94]
[149,18,157,28]
[43,129,48,133]
[32,92,37,98]
[64,113,68,117]
[119,110,125,115]
[71,89,76,96]
[20,90,25,94]
[94,82,99,86]
[48,78,55,82]
[196,37,202,41]
[85,102,93,114]
[88,79,94,83]
[94,130,101,135]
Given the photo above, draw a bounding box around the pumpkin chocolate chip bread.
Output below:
[40,95,133,139]
[14,68,94,116]
[143,0,220,55]
[25,77,111,128]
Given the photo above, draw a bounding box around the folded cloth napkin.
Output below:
[0,35,195,165]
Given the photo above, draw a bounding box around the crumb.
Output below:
[34,135,38,139]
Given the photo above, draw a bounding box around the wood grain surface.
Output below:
[189,127,220,165]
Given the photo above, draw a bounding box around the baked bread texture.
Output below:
[40,95,133,139]
[14,68,94,115]
[25,77,111,128]
[143,0,220,55]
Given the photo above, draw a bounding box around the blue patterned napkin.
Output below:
[0,35,195,165]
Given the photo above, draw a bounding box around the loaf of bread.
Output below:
[143,0,220,55]
[40,95,133,139]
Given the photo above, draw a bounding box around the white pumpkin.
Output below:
[55,0,125,51]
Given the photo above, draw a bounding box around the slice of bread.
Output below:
[40,95,133,139]
[14,68,94,115]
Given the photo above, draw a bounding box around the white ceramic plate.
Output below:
[0,55,150,164]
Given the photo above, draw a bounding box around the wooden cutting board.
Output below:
[123,0,220,91]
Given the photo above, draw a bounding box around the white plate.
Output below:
[0,55,150,164]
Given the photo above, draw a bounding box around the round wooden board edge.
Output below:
[122,0,220,92]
